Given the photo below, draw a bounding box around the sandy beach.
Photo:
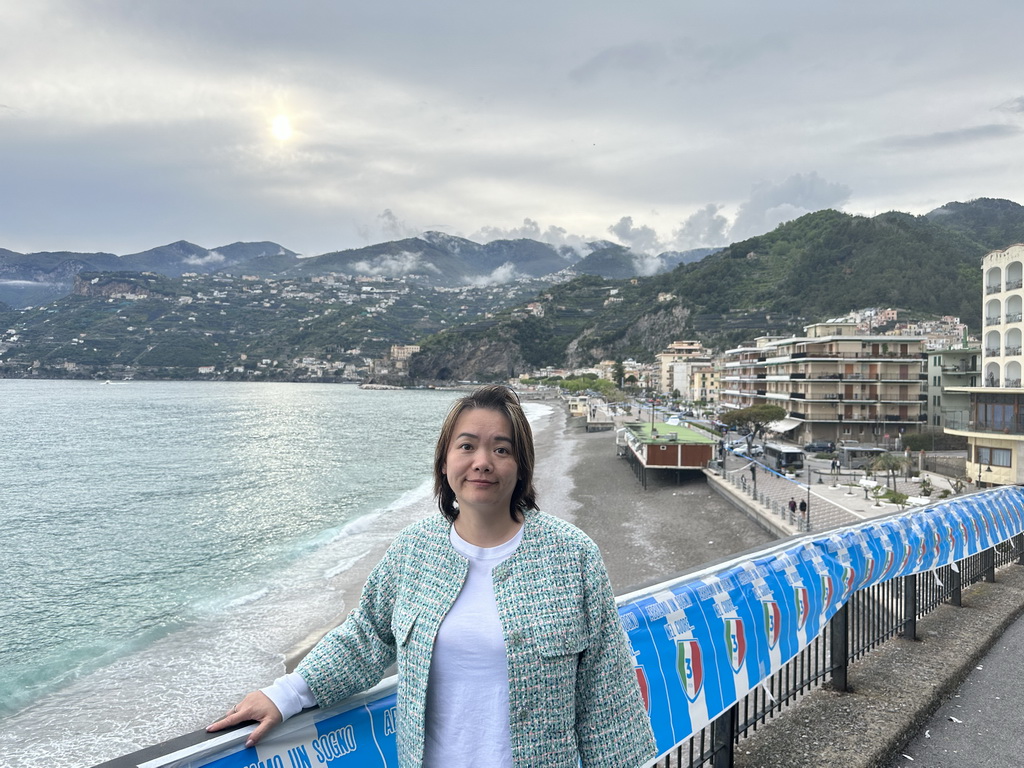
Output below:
[543,407,778,594]
[287,401,777,667]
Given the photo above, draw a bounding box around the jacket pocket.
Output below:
[392,606,419,648]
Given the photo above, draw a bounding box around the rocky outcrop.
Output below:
[408,329,528,383]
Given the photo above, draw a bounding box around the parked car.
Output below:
[732,441,764,457]
[804,440,834,453]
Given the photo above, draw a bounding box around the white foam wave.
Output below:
[324,550,370,580]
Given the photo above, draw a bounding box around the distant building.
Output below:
[720,321,927,447]
[654,340,711,395]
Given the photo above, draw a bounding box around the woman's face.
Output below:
[442,407,519,519]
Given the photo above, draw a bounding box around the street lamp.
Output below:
[978,463,993,488]
[974,439,993,487]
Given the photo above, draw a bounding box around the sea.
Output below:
[0,380,574,768]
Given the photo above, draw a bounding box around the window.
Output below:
[978,447,1012,468]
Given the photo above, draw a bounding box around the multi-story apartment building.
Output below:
[925,346,981,430]
[654,340,711,395]
[688,361,720,404]
[721,322,927,447]
[945,244,1024,486]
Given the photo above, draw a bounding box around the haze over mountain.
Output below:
[0,233,717,310]
[2,198,1023,383]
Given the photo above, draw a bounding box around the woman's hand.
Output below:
[207,690,283,748]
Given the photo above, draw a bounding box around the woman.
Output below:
[209,385,656,767]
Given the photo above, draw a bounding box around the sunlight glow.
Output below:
[271,114,293,141]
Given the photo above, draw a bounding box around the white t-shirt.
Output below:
[261,523,524,767]
[421,524,523,767]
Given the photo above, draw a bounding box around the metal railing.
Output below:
[650,536,1024,768]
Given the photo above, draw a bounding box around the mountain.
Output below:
[117,240,300,277]
[924,197,1024,250]
[5,197,1024,382]
[411,200,1024,381]
[0,241,299,308]
[0,234,715,308]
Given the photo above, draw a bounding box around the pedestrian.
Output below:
[207,384,656,768]
[788,497,797,515]
[799,498,807,520]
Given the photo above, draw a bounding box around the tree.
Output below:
[718,404,788,445]
[868,452,910,490]
[613,361,626,388]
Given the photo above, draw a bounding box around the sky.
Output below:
[2,1,1023,259]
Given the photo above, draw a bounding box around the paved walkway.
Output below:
[884,608,1024,767]
[718,448,962,532]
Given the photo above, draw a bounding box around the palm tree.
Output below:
[868,452,910,490]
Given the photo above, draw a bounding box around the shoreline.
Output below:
[283,404,777,669]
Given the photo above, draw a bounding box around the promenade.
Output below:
[716,447,959,534]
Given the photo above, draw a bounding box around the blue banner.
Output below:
[141,486,1024,768]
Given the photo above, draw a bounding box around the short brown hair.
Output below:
[433,385,538,522]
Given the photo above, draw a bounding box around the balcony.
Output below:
[1007,378,1022,388]
[986,316,1001,326]
[986,348,1001,357]
[987,284,1002,294]
[1009,279,1024,290]
[1007,346,1022,356]
[1007,313,1024,324]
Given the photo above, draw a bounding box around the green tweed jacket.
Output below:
[296,509,657,767]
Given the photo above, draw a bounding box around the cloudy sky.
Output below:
[2,1,1023,258]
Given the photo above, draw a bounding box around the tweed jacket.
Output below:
[296,509,656,768]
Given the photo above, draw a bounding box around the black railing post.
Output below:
[903,574,917,640]
[1016,534,1024,566]
[830,603,849,692]
[711,703,737,768]
[950,562,962,607]
[984,547,996,583]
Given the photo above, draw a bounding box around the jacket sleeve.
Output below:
[574,545,657,767]
[295,541,401,709]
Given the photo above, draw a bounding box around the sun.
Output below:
[271,114,293,141]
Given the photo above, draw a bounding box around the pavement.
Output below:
[708,442,1024,768]
[718,447,963,534]
[732,564,1024,768]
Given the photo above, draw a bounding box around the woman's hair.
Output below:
[433,384,538,522]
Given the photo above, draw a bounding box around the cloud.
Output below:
[607,216,664,255]
[631,252,665,277]
[470,219,591,257]
[378,209,420,240]
[730,173,852,241]
[351,251,440,277]
[569,41,672,85]
[672,204,730,250]
[997,97,1024,114]
[876,124,1023,152]
[465,262,521,287]
[184,251,226,266]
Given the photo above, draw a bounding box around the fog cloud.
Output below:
[730,173,852,241]
[471,219,592,257]
[672,204,730,250]
[465,263,521,287]
[184,251,227,266]
[607,216,664,255]
[351,251,440,277]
